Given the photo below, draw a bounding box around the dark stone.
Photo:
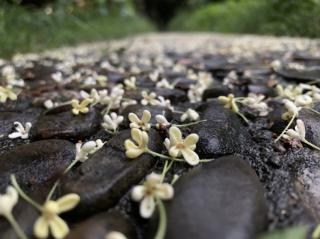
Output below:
[191,100,251,157]
[202,85,232,101]
[32,107,100,140]
[0,139,75,192]
[121,104,173,126]
[149,156,267,239]
[66,210,137,239]
[60,129,163,216]
[155,88,188,104]
[0,95,33,112]
[247,85,276,97]
[275,67,320,82]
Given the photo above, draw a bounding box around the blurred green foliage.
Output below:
[169,0,320,38]
[0,0,153,58]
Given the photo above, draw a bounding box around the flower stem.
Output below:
[174,120,207,128]
[102,103,112,115]
[146,149,184,162]
[46,158,80,201]
[306,107,320,116]
[5,213,28,239]
[160,160,174,182]
[237,112,249,124]
[312,224,320,239]
[154,198,167,239]
[10,175,42,211]
[199,158,215,163]
[275,114,296,142]
[302,139,320,151]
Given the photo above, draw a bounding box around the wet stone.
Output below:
[0,139,75,192]
[191,100,251,157]
[275,67,320,82]
[32,106,100,140]
[155,88,188,104]
[60,129,163,217]
[148,156,267,239]
[0,95,33,112]
[66,210,137,239]
[298,108,320,147]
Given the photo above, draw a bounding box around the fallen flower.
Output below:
[0,85,18,103]
[71,99,93,115]
[131,172,174,218]
[141,91,159,106]
[156,114,171,129]
[180,108,200,122]
[124,76,137,90]
[8,121,32,139]
[105,231,127,239]
[0,186,18,217]
[34,194,80,239]
[281,99,301,120]
[124,128,149,158]
[129,110,151,131]
[218,94,239,113]
[102,112,124,132]
[164,126,200,166]
[75,139,104,162]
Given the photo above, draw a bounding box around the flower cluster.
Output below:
[241,93,269,116]
[75,139,104,162]
[102,112,124,133]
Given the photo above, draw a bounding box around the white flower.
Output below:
[283,119,306,142]
[100,86,124,109]
[75,139,104,162]
[0,85,18,103]
[51,72,63,83]
[80,89,107,106]
[242,93,269,116]
[8,122,32,139]
[33,194,80,239]
[131,173,174,218]
[165,126,200,166]
[44,99,59,109]
[0,186,18,216]
[102,112,124,132]
[154,96,174,110]
[218,94,239,113]
[155,114,171,129]
[124,128,149,158]
[282,99,301,120]
[295,94,313,107]
[156,79,174,89]
[1,65,24,87]
[141,91,159,106]
[180,108,200,122]
[128,110,151,131]
[124,77,137,90]
[188,83,205,103]
[121,99,137,109]
[105,231,127,239]
[149,70,160,82]
[71,99,93,115]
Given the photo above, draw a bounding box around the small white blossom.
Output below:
[51,72,63,83]
[154,96,174,110]
[165,126,200,166]
[75,139,104,162]
[80,89,108,106]
[141,91,159,106]
[121,99,137,109]
[294,94,313,107]
[124,128,149,158]
[155,114,171,129]
[0,186,18,217]
[242,93,269,116]
[102,112,124,132]
[218,94,239,113]
[0,85,18,103]
[128,110,151,131]
[282,99,301,120]
[8,122,32,139]
[283,119,305,142]
[100,86,124,109]
[33,194,80,239]
[149,70,160,82]
[156,79,174,89]
[131,173,174,218]
[124,76,137,90]
[180,108,200,122]
[44,99,59,109]
[71,99,93,115]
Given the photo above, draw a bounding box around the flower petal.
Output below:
[56,194,80,213]
[184,134,199,147]
[155,184,174,200]
[8,132,21,139]
[140,196,155,218]
[142,110,151,123]
[169,146,180,158]
[131,185,145,201]
[181,148,200,166]
[33,216,49,239]
[125,140,144,158]
[296,119,306,139]
[49,216,69,239]
[169,126,182,145]
[131,128,143,145]
[128,113,140,124]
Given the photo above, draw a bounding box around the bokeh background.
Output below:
[0,0,319,57]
